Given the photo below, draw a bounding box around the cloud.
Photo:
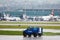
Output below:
[0,4,3,7]
[0,0,60,4]
[0,0,60,9]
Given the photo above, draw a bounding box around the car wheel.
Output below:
[23,31,27,37]
[38,33,42,37]
[33,33,37,37]
[28,34,31,37]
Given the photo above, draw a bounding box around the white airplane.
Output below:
[26,9,58,21]
[3,13,21,21]
[42,9,58,21]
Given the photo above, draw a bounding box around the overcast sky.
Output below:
[0,0,60,10]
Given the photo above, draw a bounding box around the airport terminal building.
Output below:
[0,9,60,21]
[1,9,60,17]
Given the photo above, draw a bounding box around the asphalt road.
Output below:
[0,35,60,40]
[0,29,60,33]
[0,24,60,26]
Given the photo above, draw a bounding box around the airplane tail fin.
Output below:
[51,9,54,16]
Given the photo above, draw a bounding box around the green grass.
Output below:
[0,25,60,29]
[0,30,60,35]
[42,26,60,29]
[0,25,28,28]
[0,30,22,35]
[44,32,60,36]
[0,21,60,24]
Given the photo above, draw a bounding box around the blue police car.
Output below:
[23,26,43,37]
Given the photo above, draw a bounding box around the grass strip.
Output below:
[0,21,60,24]
[0,25,60,29]
[44,32,60,36]
[0,30,60,36]
[0,30,22,35]
[0,25,28,28]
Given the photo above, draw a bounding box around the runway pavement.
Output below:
[0,24,60,26]
[0,35,60,40]
[0,29,60,33]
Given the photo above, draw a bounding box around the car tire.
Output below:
[38,33,42,37]
[33,33,37,37]
[28,34,31,37]
[23,31,27,37]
